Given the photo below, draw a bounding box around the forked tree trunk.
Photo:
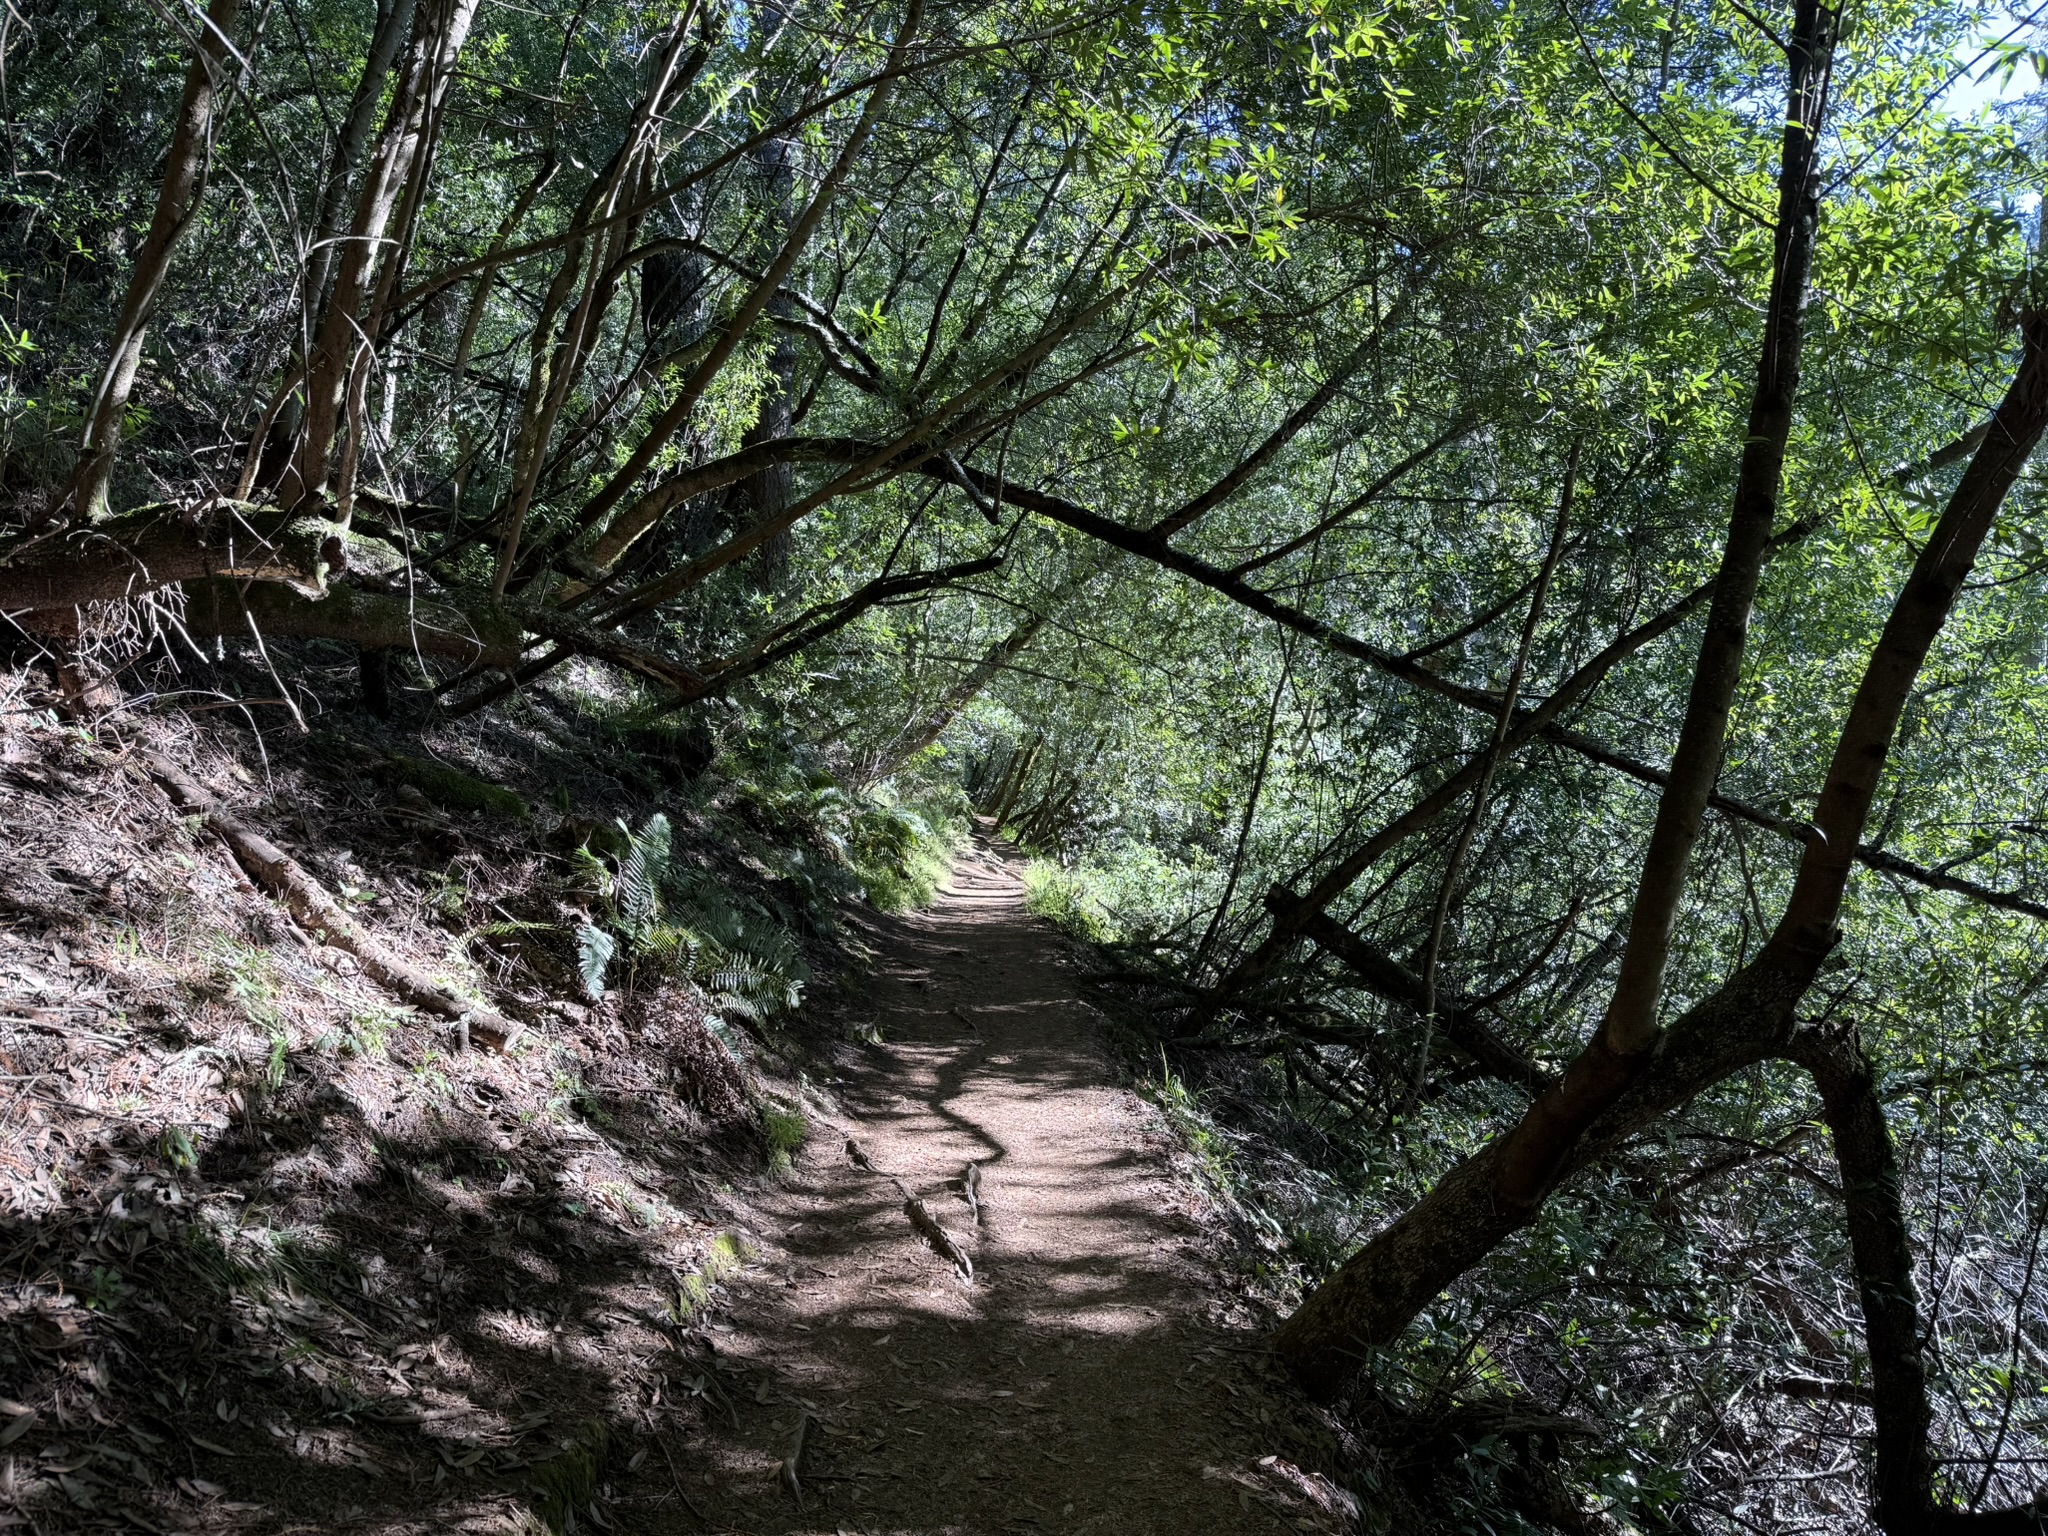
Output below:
[63,0,245,523]
[1273,302,2048,1402]
[286,0,479,511]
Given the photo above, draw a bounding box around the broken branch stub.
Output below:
[961,1161,983,1226]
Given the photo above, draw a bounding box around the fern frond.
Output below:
[575,923,616,1001]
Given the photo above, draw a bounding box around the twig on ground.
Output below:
[648,1418,708,1525]
[779,1410,814,1506]
[846,1138,975,1280]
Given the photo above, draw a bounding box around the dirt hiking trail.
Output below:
[684,834,1357,1535]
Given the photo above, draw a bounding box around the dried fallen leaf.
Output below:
[0,1414,34,1448]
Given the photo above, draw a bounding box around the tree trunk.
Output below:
[63,0,245,523]
[302,0,418,331]
[1797,1028,2048,1533]
[1489,0,1840,1216]
[488,9,705,589]
[1274,296,2048,1400]
[286,0,479,510]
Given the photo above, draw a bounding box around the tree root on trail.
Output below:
[845,1138,974,1280]
[143,751,523,1051]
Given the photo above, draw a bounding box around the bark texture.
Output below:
[64,0,245,523]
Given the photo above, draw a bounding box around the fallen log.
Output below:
[178,578,525,668]
[2,502,343,618]
[142,751,523,1051]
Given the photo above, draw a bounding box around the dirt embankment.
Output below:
[0,709,1352,1534]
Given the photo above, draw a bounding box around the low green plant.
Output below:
[343,1005,398,1058]
[1021,860,1116,942]
[526,1417,609,1533]
[573,813,809,1021]
[762,1104,808,1172]
[848,801,958,910]
[158,1125,199,1171]
[84,1264,130,1311]
[209,938,284,1031]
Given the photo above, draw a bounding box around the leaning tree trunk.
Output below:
[1489,0,1839,1215]
[62,0,245,523]
[302,0,418,331]
[1272,297,2048,1401]
[731,131,801,590]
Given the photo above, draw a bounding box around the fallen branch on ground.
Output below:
[902,1196,974,1278]
[143,751,523,1051]
[845,1138,974,1279]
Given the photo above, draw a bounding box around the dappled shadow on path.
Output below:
[680,839,1354,1536]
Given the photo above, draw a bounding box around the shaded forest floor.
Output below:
[0,693,1357,1536]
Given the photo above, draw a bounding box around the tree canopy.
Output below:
[9,0,2048,1525]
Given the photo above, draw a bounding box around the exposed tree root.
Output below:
[143,750,523,1051]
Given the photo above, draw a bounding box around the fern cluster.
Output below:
[573,814,809,1023]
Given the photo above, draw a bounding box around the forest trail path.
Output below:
[684,833,1355,1535]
